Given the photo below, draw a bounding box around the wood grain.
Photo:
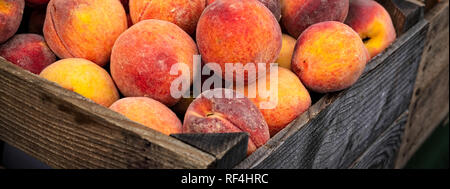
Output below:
[396,0,449,168]
[0,58,217,169]
[377,0,424,35]
[236,20,429,169]
[171,133,248,169]
[351,112,408,169]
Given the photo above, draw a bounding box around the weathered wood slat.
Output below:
[350,112,408,169]
[171,133,248,169]
[236,20,429,169]
[0,58,217,169]
[377,0,424,35]
[395,0,449,168]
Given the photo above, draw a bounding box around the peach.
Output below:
[292,21,369,93]
[236,67,311,137]
[197,0,282,83]
[276,34,297,69]
[0,34,56,74]
[345,0,397,59]
[40,58,119,107]
[206,0,281,21]
[129,0,205,35]
[110,97,182,135]
[110,19,198,107]
[43,0,128,66]
[0,0,24,44]
[281,0,349,38]
[183,88,270,155]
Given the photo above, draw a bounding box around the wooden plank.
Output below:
[236,20,429,169]
[171,133,248,169]
[396,0,449,168]
[0,57,216,169]
[377,0,424,35]
[351,112,408,169]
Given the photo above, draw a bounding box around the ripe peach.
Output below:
[110,97,182,135]
[183,88,270,155]
[292,21,369,93]
[129,0,205,35]
[197,0,282,83]
[206,0,281,21]
[345,0,397,59]
[43,0,128,66]
[276,34,297,69]
[110,19,198,107]
[236,67,311,137]
[281,0,349,38]
[0,0,24,44]
[0,34,56,74]
[40,58,119,107]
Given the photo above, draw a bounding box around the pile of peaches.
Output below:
[0,0,396,155]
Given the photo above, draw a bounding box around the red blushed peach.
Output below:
[197,0,282,83]
[110,97,182,135]
[236,67,311,137]
[207,0,281,21]
[0,34,56,74]
[129,0,205,35]
[43,0,127,66]
[40,58,119,107]
[281,0,349,38]
[0,0,24,44]
[345,0,397,59]
[110,19,198,107]
[183,88,270,155]
[292,21,369,93]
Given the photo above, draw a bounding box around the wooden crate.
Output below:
[0,0,431,169]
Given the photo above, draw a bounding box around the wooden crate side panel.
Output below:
[0,59,216,169]
[396,0,449,168]
[350,112,408,169]
[237,20,429,169]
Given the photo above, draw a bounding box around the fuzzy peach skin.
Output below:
[110,19,198,107]
[292,21,369,93]
[183,88,270,155]
[207,0,281,21]
[43,0,127,66]
[0,34,56,74]
[281,0,349,38]
[236,67,311,137]
[40,58,119,107]
[197,0,282,83]
[345,0,396,59]
[276,34,297,69]
[0,0,24,44]
[110,97,182,135]
[129,0,205,35]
